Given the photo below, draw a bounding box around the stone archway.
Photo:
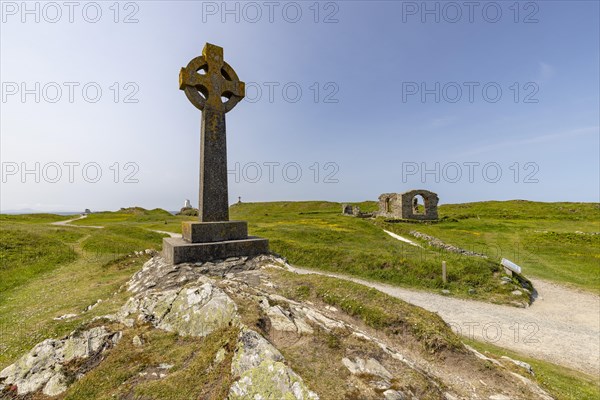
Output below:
[400,190,439,220]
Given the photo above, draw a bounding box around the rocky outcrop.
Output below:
[229,328,318,399]
[117,281,239,337]
[0,326,121,396]
[111,255,319,399]
[0,254,555,399]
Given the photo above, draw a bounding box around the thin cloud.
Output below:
[427,116,458,129]
[456,126,599,157]
[538,62,556,81]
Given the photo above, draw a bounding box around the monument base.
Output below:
[182,220,247,243]
[162,236,269,264]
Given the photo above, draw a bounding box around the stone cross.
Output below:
[162,43,268,264]
[179,43,245,222]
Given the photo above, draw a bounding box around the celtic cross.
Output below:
[179,43,245,222]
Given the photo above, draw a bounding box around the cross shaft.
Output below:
[179,43,245,222]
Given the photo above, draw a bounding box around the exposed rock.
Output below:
[501,356,534,375]
[264,305,298,332]
[42,373,68,396]
[214,348,226,364]
[464,345,502,367]
[229,327,318,399]
[383,389,407,400]
[53,313,78,321]
[84,299,102,312]
[259,298,314,335]
[228,361,318,400]
[342,357,393,380]
[231,328,284,376]
[126,255,262,294]
[132,335,143,347]
[508,372,553,400]
[296,306,345,331]
[117,282,239,337]
[0,326,121,396]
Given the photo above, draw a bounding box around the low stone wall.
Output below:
[409,231,487,258]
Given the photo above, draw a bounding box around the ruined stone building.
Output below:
[377,190,439,220]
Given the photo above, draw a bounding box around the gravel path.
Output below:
[51,215,103,229]
[50,216,178,238]
[287,264,600,376]
[150,230,182,238]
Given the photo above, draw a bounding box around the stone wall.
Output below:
[377,193,402,218]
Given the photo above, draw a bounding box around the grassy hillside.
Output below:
[371,200,600,292]
[229,201,519,303]
[0,200,598,398]
[61,199,600,294]
[0,213,166,369]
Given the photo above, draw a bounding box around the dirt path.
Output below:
[383,230,421,247]
[286,264,600,376]
[150,230,181,238]
[51,215,103,229]
[50,216,178,238]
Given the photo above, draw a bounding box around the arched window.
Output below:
[412,195,425,215]
[385,197,392,213]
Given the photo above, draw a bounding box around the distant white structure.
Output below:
[184,199,192,208]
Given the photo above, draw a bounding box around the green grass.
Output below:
[0,201,597,398]
[465,338,600,400]
[0,227,78,294]
[228,201,524,303]
[0,214,165,370]
[81,225,167,255]
[0,213,73,224]
[71,208,180,232]
[372,200,600,292]
[0,252,147,369]
[45,199,599,298]
[64,325,238,400]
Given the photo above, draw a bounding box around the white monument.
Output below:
[184,199,192,208]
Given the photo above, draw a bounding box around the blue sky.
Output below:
[1,0,598,212]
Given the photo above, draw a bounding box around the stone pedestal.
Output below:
[163,220,269,264]
[162,236,269,264]
[182,221,247,243]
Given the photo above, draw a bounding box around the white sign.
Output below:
[501,258,522,274]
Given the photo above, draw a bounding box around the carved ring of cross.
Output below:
[179,43,245,113]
